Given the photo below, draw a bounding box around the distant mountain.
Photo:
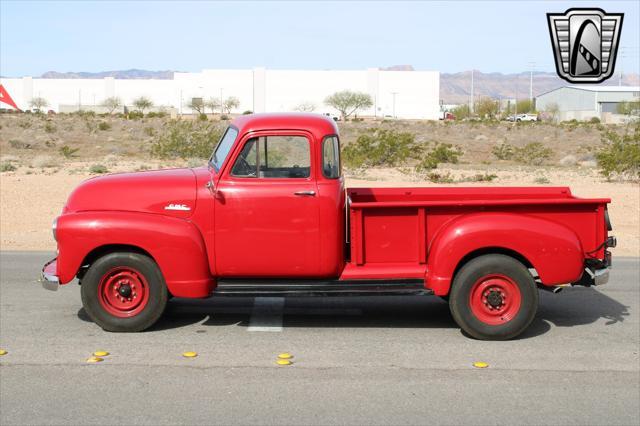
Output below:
[40,69,176,79]
[440,70,639,104]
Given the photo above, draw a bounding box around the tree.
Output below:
[516,99,534,114]
[29,97,49,112]
[188,98,205,114]
[132,96,153,113]
[324,90,373,120]
[101,97,122,114]
[293,101,316,112]
[475,97,499,119]
[223,96,240,114]
[451,104,470,120]
[205,97,221,114]
[617,100,640,116]
[545,102,560,122]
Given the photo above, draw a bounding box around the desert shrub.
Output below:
[44,121,56,133]
[415,142,463,171]
[242,110,253,115]
[596,125,640,181]
[9,139,31,149]
[220,114,229,121]
[128,110,144,120]
[342,128,421,169]
[143,126,156,137]
[198,113,208,121]
[146,111,167,118]
[426,171,454,183]
[535,176,551,184]
[513,142,553,165]
[151,120,224,159]
[18,119,31,129]
[0,162,16,172]
[97,121,111,131]
[469,172,498,182]
[75,110,96,118]
[491,142,515,160]
[589,117,601,124]
[89,164,109,174]
[59,145,80,159]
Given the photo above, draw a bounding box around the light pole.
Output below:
[528,61,535,104]
[391,92,398,118]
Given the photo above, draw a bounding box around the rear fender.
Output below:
[426,213,584,295]
[56,211,214,297]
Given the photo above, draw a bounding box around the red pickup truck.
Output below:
[41,113,615,340]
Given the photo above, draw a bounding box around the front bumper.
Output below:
[41,258,59,291]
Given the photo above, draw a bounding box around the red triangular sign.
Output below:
[0,84,19,110]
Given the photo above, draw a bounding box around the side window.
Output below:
[231,138,258,177]
[322,136,341,179]
[230,135,310,178]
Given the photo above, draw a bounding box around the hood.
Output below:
[64,168,197,219]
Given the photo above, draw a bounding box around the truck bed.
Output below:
[341,187,610,282]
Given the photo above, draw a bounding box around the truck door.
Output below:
[213,131,321,277]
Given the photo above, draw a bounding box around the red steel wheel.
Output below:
[468,274,522,325]
[97,267,150,318]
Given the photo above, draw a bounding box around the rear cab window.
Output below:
[322,135,341,179]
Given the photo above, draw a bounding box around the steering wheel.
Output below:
[235,156,254,176]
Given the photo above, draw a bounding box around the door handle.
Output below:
[294,190,316,196]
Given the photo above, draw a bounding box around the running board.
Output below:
[214,279,432,297]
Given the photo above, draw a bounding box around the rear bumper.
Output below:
[573,251,612,287]
[41,258,60,291]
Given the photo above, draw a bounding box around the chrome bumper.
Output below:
[589,267,610,286]
[41,258,59,291]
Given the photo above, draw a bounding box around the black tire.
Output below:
[449,254,538,340]
[81,252,168,332]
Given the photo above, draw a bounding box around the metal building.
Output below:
[536,85,640,122]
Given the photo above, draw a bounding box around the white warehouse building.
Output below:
[536,85,640,122]
[0,68,440,119]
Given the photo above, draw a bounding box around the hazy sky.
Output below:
[1,0,638,77]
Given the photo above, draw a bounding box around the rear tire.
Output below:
[449,254,538,340]
[81,252,168,332]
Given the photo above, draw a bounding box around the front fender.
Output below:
[426,212,584,295]
[56,211,214,297]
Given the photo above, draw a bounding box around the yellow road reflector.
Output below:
[86,356,104,363]
[473,361,489,368]
[0,349,8,356]
[93,351,109,357]
[276,359,292,366]
[182,351,198,358]
[277,353,293,360]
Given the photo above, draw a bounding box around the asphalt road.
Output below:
[0,252,638,426]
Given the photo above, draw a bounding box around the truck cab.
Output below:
[42,113,615,340]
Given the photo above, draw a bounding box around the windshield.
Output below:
[209,126,239,172]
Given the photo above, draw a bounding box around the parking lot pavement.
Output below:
[1,252,638,425]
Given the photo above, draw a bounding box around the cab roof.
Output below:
[230,113,339,140]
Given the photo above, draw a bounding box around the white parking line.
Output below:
[247,297,285,332]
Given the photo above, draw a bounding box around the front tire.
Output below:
[449,254,538,340]
[81,252,168,332]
